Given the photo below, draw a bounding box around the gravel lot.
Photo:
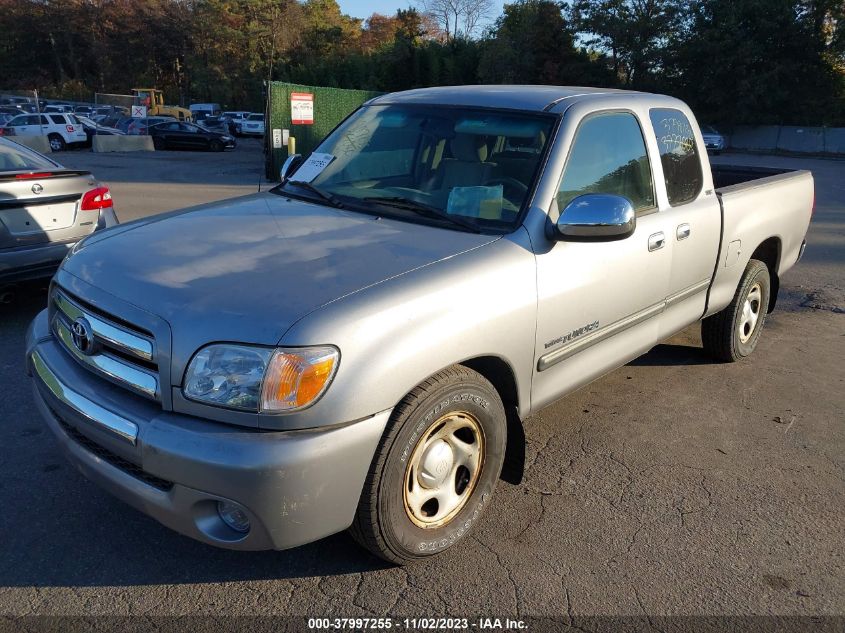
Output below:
[1,144,842,631]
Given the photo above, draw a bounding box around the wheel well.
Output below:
[460,356,525,485]
[750,237,781,312]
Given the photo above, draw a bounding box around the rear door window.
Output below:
[49,115,64,125]
[648,109,703,206]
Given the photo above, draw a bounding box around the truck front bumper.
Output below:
[26,309,389,551]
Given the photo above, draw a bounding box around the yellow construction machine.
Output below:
[132,89,192,121]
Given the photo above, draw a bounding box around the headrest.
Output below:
[451,134,488,162]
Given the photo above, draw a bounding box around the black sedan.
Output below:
[148,121,236,152]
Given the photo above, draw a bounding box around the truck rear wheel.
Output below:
[702,259,771,362]
[350,365,506,564]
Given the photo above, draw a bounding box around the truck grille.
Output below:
[51,288,161,401]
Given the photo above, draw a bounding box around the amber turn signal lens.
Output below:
[260,346,339,412]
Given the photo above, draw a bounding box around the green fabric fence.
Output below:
[265,82,382,180]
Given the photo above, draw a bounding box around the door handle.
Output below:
[677,223,691,240]
[648,232,665,252]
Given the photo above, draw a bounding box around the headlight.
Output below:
[183,344,339,412]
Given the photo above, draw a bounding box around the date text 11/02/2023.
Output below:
[307,617,529,630]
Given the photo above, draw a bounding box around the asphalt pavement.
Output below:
[0,144,842,631]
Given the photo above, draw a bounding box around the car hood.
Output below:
[63,192,499,347]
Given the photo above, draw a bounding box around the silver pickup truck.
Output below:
[25,86,813,564]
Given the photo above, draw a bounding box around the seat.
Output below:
[439,134,496,194]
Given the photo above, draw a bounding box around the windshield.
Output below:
[277,104,556,233]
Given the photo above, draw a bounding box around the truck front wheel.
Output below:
[350,365,507,564]
[702,259,771,362]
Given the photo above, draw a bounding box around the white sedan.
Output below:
[241,113,265,137]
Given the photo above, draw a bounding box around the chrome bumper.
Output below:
[31,350,138,444]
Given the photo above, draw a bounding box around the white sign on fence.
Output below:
[131,105,147,118]
[272,129,283,148]
[291,93,314,125]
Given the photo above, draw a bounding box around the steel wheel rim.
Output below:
[739,282,762,344]
[403,411,485,529]
[50,137,62,151]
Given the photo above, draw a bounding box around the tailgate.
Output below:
[707,170,814,315]
[0,171,96,249]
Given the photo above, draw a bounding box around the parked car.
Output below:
[198,116,228,134]
[76,116,125,147]
[0,96,32,107]
[222,111,250,135]
[24,86,813,564]
[240,112,265,136]
[0,113,87,151]
[189,103,222,123]
[74,105,94,116]
[148,121,236,151]
[701,124,726,154]
[126,116,175,135]
[0,137,118,283]
[43,104,74,114]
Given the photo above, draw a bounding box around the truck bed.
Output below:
[705,164,814,317]
[711,164,794,189]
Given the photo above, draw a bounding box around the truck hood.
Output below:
[63,192,498,345]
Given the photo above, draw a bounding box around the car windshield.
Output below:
[248,114,263,121]
[276,104,556,234]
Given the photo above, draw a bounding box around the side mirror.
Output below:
[280,153,303,184]
[554,193,636,242]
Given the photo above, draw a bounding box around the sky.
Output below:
[336,0,506,25]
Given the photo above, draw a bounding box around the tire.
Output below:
[702,259,771,362]
[209,139,224,152]
[350,365,507,564]
[48,134,66,152]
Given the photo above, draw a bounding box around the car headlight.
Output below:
[183,344,339,412]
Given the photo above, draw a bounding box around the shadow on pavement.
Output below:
[628,343,713,367]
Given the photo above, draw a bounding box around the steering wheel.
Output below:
[484,177,529,199]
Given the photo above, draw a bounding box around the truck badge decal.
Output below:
[545,320,599,349]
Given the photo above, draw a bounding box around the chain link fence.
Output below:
[94,93,134,117]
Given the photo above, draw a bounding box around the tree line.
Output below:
[0,0,843,126]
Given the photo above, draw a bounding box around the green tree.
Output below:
[479,0,614,85]
[669,0,844,125]
[567,0,685,86]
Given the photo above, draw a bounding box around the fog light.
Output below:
[217,501,250,533]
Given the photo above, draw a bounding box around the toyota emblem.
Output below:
[70,317,96,355]
[31,183,43,195]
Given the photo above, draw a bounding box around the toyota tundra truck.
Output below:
[25,86,813,564]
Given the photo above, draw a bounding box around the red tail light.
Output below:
[80,186,113,211]
[0,127,13,136]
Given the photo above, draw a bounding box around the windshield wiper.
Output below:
[286,180,345,208]
[362,196,481,233]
